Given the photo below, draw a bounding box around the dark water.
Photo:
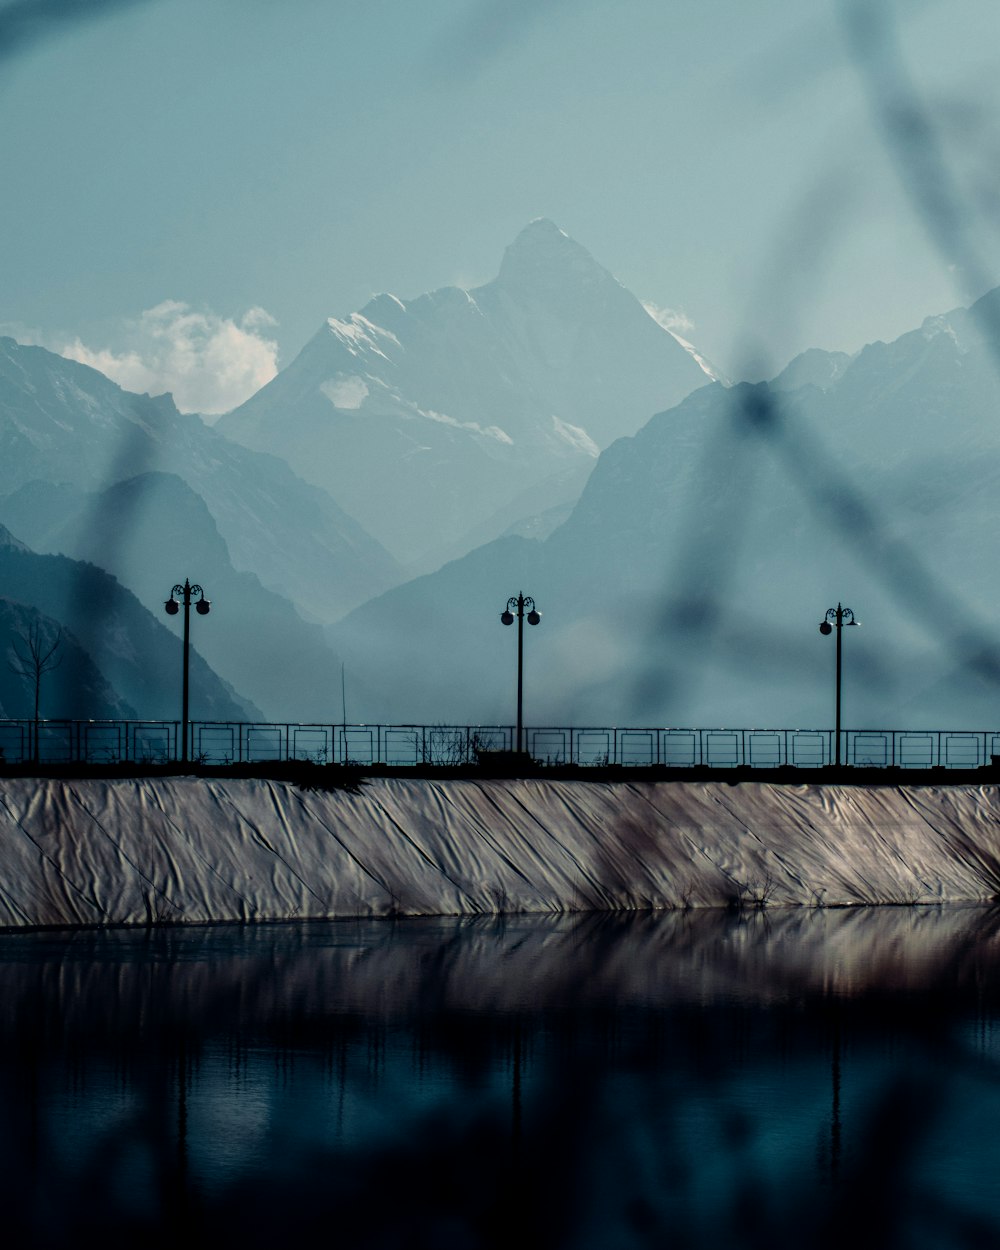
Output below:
[1,906,999,1248]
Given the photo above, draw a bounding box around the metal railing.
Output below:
[2,720,1000,770]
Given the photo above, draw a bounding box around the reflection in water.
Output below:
[1,906,1000,1247]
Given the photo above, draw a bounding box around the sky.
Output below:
[0,0,998,412]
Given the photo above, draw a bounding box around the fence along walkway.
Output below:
[1,721,1000,769]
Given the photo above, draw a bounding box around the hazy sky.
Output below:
[0,0,998,411]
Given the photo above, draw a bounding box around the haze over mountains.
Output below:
[218,219,711,569]
[1,220,999,732]
[0,522,255,722]
[328,291,1000,731]
[0,335,400,719]
[1,474,351,722]
[0,337,400,624]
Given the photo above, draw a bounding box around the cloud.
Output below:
[418,405,514,444]
[642,301,695,336]
[641,300,725,383]
[321,374,370,410]
[59,302,279,416]
[551,414,598,457]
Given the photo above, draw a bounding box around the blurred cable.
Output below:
[638,0,1000,718]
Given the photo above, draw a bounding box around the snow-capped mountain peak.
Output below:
[324,312,401,361]
[219,222,710,567]
[497,217,619,298]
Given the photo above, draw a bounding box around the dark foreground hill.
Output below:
[0,524,256,720]
[3,472,351,721]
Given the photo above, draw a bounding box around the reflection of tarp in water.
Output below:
[0,904,998,1029]
[2,908,1000,1248]
[3,776,1000,928]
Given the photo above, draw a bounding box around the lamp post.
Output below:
[165,579,211,763]
[819,603,859,767]
[500,592,541,755]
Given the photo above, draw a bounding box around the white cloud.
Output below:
[59,301,279,417]
[641,300,723,382]
[419,405,514,445]
[551,414,599,457]
[642,300,695,336]
[321,374,370,409]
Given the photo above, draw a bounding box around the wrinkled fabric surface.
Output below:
[0,777,999,928]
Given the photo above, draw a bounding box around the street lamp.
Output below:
[165,579,211,763]
[500,592,541,755]
[819,603,859,767]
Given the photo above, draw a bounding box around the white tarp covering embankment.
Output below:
[1,776,1000,929]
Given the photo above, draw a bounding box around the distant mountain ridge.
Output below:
[0,337,401,624]
[327,286,1000,730]
[0,472,353,721]
[8,236,998,732]
[218,219,711,567]
[0,523,257,721]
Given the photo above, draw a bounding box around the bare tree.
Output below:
[8,624,63,761]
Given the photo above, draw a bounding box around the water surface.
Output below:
[1,906,998,1247]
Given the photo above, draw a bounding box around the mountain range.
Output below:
[0,336,400,625]
[218,218,711,569]
[3,221,999,732]
[0,473,359,722]
[327,290,1000,731]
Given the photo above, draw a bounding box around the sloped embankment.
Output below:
[0,777,999,929]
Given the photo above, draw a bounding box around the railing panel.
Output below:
[748,732,782,768]
[791,732,826,767]
[576,731,613,766]
[291,726,333,764]
[196,723,239,764]
[944,734,981,769]
[619,731,655,767]
[426,728,467,766]
[898,733,934,769]
[340,727,376,766]
[530,730,568,765]
[661,731,697,767]
[384,728,420,766]
[704,731,740,768]
[36,721,74,763]
[468,727,512,759]
[851,733,888,768]
[0,721,29,763]
[81,723,124,764]
[245,725,285,762]
[130,723,174,763]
